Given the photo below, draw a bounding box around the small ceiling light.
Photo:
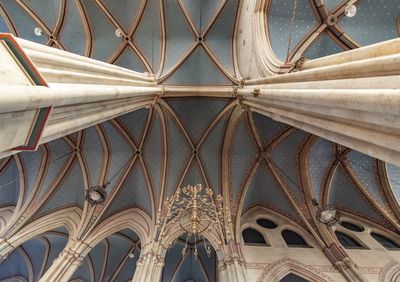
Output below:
[317,206,340,225]
[344,4,357,17]
[128,252,135,259]
[115,29,123,38]
[86,186,107,205]
[34,27,43,36]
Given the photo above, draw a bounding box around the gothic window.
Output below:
[242,228,268,246]
[371,233,400,250]
[282,230,310,248]
[256,218,278,229]
[335,231,366,249]
[280,273,309,282]
[340,221,364,232]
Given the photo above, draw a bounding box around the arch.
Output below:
[379,261,400,282]
[281,230,310,248]
[335,231,366,249]
[242,228,268,246]
[280,273,308,282]
[84,207,151,252]
[5,206,81,251]
[257,257,335,282]
[240,206,317,248]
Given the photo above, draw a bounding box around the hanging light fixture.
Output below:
[115,29,123,38]
[34,27,43,36]
[317,206,340,225]
[155,184,229,259]
[86,185,107,205]
[344,4,357,17]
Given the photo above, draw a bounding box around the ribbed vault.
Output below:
[0,0,399,281]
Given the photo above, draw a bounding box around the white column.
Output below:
[237,39,400,165]
[0,35,162,158]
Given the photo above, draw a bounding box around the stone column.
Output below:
[132,247,164,282]
[323,243,368,282]
[0,34,162,158]
[38,240,91,282]
[235,38,400,165]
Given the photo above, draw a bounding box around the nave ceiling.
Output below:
[0,0,399,281]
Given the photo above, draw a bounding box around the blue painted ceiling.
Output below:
[1,98,400,280]
[0,0,399,280]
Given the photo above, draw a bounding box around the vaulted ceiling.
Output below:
[0,0,399,281]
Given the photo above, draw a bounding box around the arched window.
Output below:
[257,218,278,229]
[242,228,268,246]
[280,273,309,282]
[371,233,400,250]
[340,221,364,232]
[282,230,310,248]
[335,231,366,249]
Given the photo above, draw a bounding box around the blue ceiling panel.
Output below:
[386,163,400,205]
[271,130,308,202]
[0,12,10,32]
[33,160,85,219]
[181,158,207,189]
[231,115,258,201]
[324,0,342,11]
[101,0,141,32]
[20,0,61,30]
[83,126,104,187]
[339,0,399,46]
[87,242,106,282]
[308,138,334,202]
[42,233,68,273]
[304,33,344,59]
[252,112,290,146]
[167,98,229,142]
[205,0,239,74]
[114,46,147,72]
[102,121,133,190]
[21,238,46,281]
[118,107,149,144]
[133,0,161,72]
[268,0,318,61]
[0,248,29,281]
[81,0,121,61]
[164,45,231,85]
[59,0,87,56]
[346,150,386,205]
[182,0,222,33]
[243,162,298,220]
[1,0,48,44]
[162,0,195,74]
[20,148,43,202]
[200,110,231,194]
[38,138,72,200]
[142,111,163,204]
[101,162,152,219]
[103,235,132,281]
[0,159,19,208]
[164,110,192,198]
[328,165,388,225]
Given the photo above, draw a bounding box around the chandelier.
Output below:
[155,184,230,258]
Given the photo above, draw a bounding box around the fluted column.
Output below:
[0,34,163,158]
[323,243,368,282]
[39,239,91,282]
[132,244,164,282]
[237,38,400,165]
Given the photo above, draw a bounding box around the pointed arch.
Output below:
[379,261,400,282]
[5,207,81,250]
[257,257,335,282]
